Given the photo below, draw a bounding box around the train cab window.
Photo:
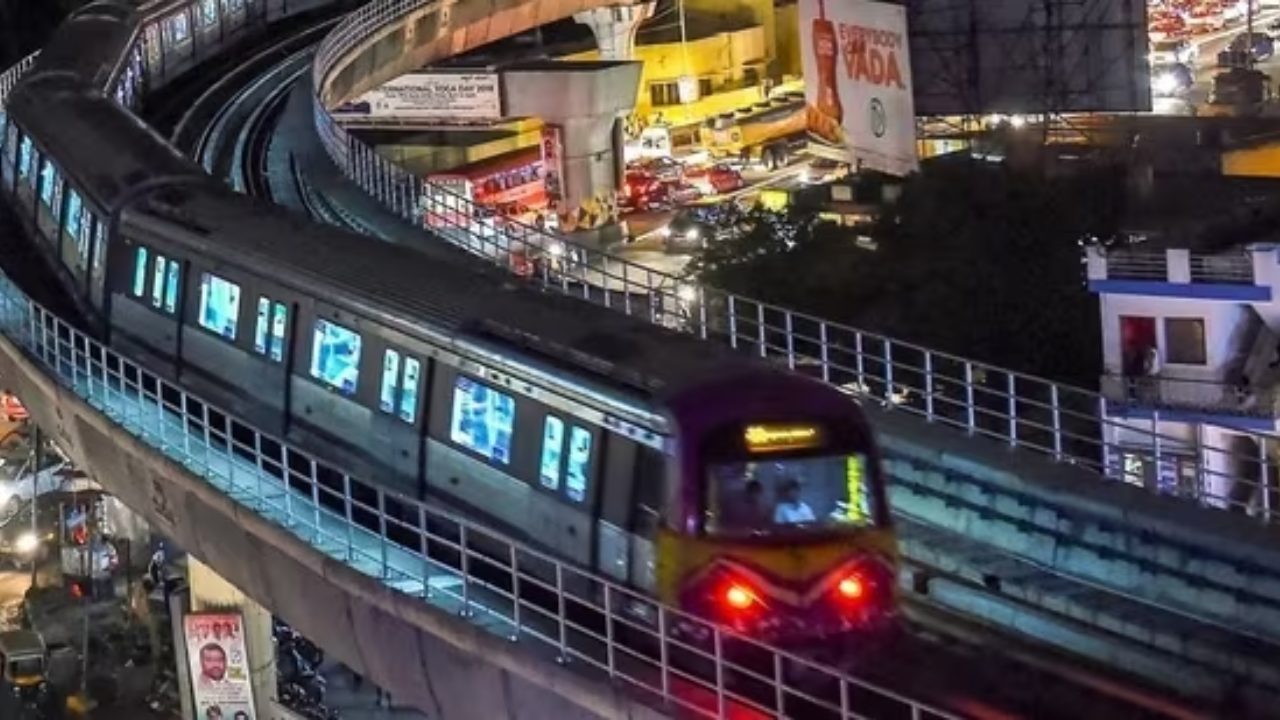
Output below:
[131,247,149,297]
[197,272,240,339]
[538,415,565,490]
[705,454,875,534]
[200,0,217,26]
[564,426,593,503]
[309,319,361,395]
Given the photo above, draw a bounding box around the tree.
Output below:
[685,158,1119,386]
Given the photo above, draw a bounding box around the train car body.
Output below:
[1,30,900,649]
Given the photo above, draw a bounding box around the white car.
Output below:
[1150,39,1197,66]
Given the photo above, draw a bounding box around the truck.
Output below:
[1202,67,1272,117]
[699,93,846,170]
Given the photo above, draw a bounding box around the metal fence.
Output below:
[0,255,958,720]
[308,3,1279,524]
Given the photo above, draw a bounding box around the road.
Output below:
[1156,11,1280,114]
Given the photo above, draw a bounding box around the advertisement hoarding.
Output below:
[799,0,918,177]
[185,612,256,720]
[331,72,503,121]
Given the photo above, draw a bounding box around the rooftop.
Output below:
[1118,171,1280,253]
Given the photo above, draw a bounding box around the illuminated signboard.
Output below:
[844,455,870,523]
[743,424,823,453]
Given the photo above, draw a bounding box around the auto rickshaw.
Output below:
[0,630,49,705]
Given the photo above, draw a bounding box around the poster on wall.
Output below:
[185,612,256,720]
[798,0,918,176]
[331,72,503,121]
[540,125,565,206]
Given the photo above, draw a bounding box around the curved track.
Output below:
[193,48,1276,720]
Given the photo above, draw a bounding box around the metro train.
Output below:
[0,1,899,651]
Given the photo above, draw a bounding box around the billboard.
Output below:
[540,125,566,206]
[331,72,503,121]
[906,0,1150,115]
[185,612,256,720]
[799,0,919,177]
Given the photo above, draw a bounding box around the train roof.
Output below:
[6,76,208,212]
[126,186,767,404]
[29,1,139,90]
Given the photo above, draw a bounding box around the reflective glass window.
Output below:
[201,0,218,26]
[230,0,244,12]
[38,160,56,206]
[168,12,190,43]
[17,137,32,180]
[198,273,241,339]
[132,247,148,297]
[64,191,82,243]
[565,426,592,503]
[254,297,270,354]
[449,377,514,464]
[538,416,565,490]
[144,24,162,67]
[399,357,421,422]
[379,349,401,413]
[50,177,64,225]
[79,214,96,271]
[309,319,361,395]
[164,261,180,313]
[270,303,287,362]
[93,222,106,276]
[151,255,167,308]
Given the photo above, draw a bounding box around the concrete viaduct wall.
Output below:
[0,338,669,720]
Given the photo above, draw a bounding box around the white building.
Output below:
[1085,239,1280,512]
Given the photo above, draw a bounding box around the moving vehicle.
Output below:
[619,169,671,211]
[0,630,49,706]
[1202,67,1272,116]
[660,201,748,253]
[425,147,546,223]
[700,93,844,170]
[684,163,745,195]
[1150,38,1197,65]
[2,2,900,656]
[1151,62,1195,97]
[0,393,27,423]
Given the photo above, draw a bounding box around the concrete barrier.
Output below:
[0,338,672,720]
[872,406,1280,644]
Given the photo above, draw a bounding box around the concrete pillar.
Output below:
[573,3,655,61]
[546,115,619,215]
[185,557,276,719]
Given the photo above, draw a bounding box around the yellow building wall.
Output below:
[683,0,777,72]
[774,4,801,78]
[566,26,769,127]
[377,122,543,175]
[1222,144,1280,177]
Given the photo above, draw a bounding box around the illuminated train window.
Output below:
[270,303,287,361]
[376,350,421,423]
[17,136,33,180]
[449,377,514,465]
[63,191,82,247]
[565,426,593,503]
[252,296,289,362]
[198,273,240,338]
[254,297,270,354]
[309,319,362,395]
[379,349,400,413]
[150,255,169,309]
[75,213,93,270]
[706,455,875,533]
[38,160,57,208]
[167,12,190,44]
[539,415,565,490]
[200,0,218,26]
[132,247,148,297]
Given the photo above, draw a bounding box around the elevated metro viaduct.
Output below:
[313,0,1280,637]
[320,0,659,241]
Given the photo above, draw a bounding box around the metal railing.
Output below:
[1101,248,1257,285]
[1101,250,1169,281]
[1099,373,1280,417]
[0,258,957,720]
[0,52,39,107]
[1191,251,1255,285]
[307,2,1280,524]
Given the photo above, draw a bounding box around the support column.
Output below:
[572,4,655,61]
[545,115,620,221]
[184,557,275,719]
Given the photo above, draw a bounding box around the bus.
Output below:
[423,147,546,229]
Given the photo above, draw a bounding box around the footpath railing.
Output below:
[0,253,958,720]
[307,0,1278,523]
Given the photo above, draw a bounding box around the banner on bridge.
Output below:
[185,612,257,720]
[331,72,504,121]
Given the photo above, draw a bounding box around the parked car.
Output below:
[684,163,745,195]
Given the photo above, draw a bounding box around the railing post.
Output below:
[377,492,388,578]
[713,630,726,718]
[459,524,473,617]
[854,331,865,387]
[923,351,935,421]
[818,322,831,383]
[554,562,568,663]
[772,653,785,715]
[508,543,521,640]
[784,311,795,370]
[1051,383,1063,461]
[727,295,739,349]
[602,585,615,675]
[756,302,767,358]
[883,339,894,404]
[964,362,976,433]
[657,609,670,699]
[1260,436,1271,523]
[1006,373,1017,446]
[343,474,353,556]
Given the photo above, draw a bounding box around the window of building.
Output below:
[539,415,565,490]
[92,222,106,278]
[648,81,679,107]
[198,273,240,339]
[1164,318,1206,365]
[132,247,149,297]
[565,426,593,502]
[699,77,713,99]
[310,319,361,395]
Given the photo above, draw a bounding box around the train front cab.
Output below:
[653,419,898,659]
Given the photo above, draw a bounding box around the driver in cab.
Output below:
[772,478,816,524]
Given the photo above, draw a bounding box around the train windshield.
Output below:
[705,455,876,535]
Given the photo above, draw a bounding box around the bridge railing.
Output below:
[0,252,958,720]
[307,3,1278,524]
